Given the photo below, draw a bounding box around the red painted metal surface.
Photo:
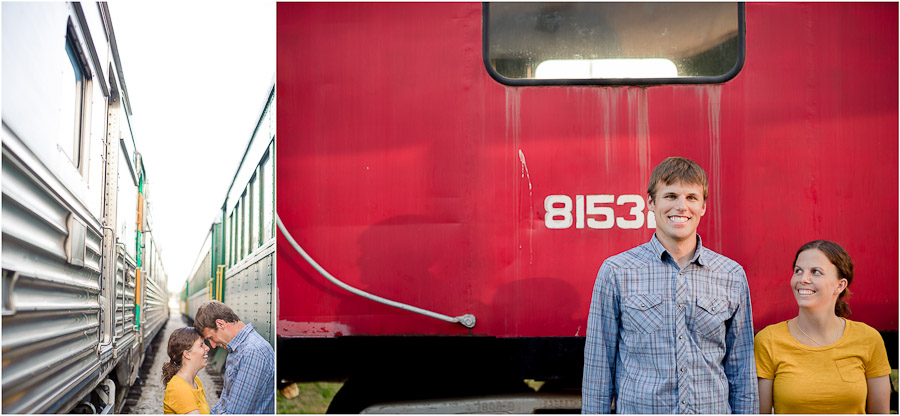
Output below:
[277,3,898,338]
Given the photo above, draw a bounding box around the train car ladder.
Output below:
[208,265,226,302]
[216,265,225,302]
[134,157,144,331]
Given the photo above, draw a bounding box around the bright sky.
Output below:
[107,2,275,293]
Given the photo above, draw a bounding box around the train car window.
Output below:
[225,211,232,267]
[117,150,138,260]
[241,192,248,259]
[234,202,241,263]
[261,149,274,241]
[241,197,247,261]
[233,208,239,264]
[256,163,265,245]
[231,211,236,265]
[228,211,233,267]
[148,245,153,278]
[250,175,258,251]
[63,22,90,167]
[245,187,251,256]
[484,2,744,85]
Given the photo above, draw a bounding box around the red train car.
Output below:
[277,3,897,412]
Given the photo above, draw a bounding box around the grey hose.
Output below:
[276,214,476,329]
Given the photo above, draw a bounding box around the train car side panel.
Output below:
[1,3,110,412]
[2,2,171,412]
[1,137,104,413]
[276,3,897,337]
[1,3,109,221]
[225,240,276,345]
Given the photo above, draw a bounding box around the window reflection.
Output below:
[535,58,678,79]
[487,3,741,82]
[63,30,86,165]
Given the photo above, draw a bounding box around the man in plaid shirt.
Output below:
[195,301,275,414]
[582,157,758,414]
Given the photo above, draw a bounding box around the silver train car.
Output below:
[180,85,275,370]
[2,2,169,413]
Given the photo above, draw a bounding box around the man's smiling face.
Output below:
[648,180,707,247]
[201,319,234,349]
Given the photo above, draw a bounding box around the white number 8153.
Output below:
[544,194,657,230]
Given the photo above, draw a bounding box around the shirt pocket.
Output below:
[694,297,730,338]
[622,294,664,333]
[835,357,866,383]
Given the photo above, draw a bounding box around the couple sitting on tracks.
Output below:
[162,301,275,414]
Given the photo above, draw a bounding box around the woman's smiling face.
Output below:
[185,336,210,367]
[791,248,847,311]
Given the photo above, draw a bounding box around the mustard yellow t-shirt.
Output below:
[164,376,211,414]
[754,319,891,414]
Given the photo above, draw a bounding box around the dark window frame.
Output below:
[65,19,92,169]
[482,2,746,86]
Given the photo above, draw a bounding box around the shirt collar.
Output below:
[226,322,254,353]
[649,233,706,268]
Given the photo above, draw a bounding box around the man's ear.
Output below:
[215,319,226,329]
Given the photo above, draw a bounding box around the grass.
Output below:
[274,372,899,414]
[892,370,898,414]
[277,382,343,414]
[892,369,898,392]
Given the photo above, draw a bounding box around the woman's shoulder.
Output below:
[166,375,197,392]
[846,318,878,333]
[166,376,187,389]
[845,319,885,343]
[756,320,790,340]
[754,320,792,355]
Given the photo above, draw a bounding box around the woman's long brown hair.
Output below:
[161,327,201,386]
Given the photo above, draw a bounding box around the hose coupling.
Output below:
[456,314,476,329]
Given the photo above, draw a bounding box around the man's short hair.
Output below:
[647,157,709,201]
[194,300,241,331]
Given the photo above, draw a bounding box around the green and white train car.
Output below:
[180,85,275,371]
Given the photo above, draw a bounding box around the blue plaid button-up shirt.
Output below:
[212,323,275,414]
[582,234,758,414]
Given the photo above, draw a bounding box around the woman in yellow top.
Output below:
[755,240,891,414]
[163,327,211,414]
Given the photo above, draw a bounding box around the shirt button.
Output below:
[679,303,684,308]
[681,367,685,372]
[641,304,646,308]
[679,335,683,339]
[682,400,686,405]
